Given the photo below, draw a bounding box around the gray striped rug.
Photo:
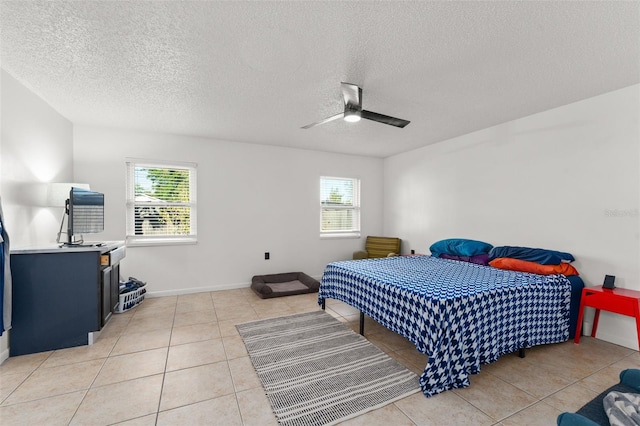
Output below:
[236,310,420,426]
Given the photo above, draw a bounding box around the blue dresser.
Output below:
[9,242,125,356]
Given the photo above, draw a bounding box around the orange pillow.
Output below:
[489,257,579,276]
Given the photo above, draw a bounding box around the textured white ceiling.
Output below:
[1,1,638,158]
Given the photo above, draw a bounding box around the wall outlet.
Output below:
[411,249,415,255]
[264,252,270,260]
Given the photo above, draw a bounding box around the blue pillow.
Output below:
[429,238,493,258]
[489,246,575,265]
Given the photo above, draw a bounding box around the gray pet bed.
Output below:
[251,272,320,299]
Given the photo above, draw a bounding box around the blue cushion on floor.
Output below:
[574,383,636,425]
[558,369,640,426]
[620,369,640,390]
[557,412,600,426]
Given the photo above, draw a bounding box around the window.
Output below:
[126,159,197,246]
[320,176,360,237]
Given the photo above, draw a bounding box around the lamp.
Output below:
[47,183,90,244]
[344,109,361,123]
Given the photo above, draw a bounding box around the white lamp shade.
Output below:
[47,183,90,207]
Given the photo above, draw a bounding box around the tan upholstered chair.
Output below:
[353,236,401,260]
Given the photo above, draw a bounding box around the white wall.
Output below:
[0,69,74,361]
[73,126,384,296]
[384,84,640,349]
[4,63,637,355]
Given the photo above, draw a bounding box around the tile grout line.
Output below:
[65,350,111,424]
[494,344,637,423]
[154,298,178,424]
[0,356,48,406]
[235,291,251,426]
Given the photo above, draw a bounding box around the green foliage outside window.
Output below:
[134,167,192,236]
[320,177,359,233]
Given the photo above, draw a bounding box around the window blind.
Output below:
[126,160,197,245]
[320,176,360,236]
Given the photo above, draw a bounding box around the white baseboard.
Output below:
[146,281,251,298]
[0,347,9,365]
[591,331,638,351]
[146,275,324,299]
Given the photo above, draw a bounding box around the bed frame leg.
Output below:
[359,312,365,335]
[321,299,325,310]
[518,348,526,358]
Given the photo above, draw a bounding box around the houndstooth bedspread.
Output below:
[318,255,571,397]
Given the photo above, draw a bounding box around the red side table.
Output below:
[574,285,640,350]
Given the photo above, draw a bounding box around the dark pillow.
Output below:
[489,246,575,265]
[429,238,493,258]
[489,258,579,276]
[439,253,490,266]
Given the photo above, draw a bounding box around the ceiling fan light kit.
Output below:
[344,109,361,123]
[302,82,410,129]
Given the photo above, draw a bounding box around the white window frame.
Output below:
[126,158,197,246]
[320,176,361,239]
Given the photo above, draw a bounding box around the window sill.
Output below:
[126,236,197,247]
[320,233,361,240]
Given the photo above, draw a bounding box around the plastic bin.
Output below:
[115,283,147,313]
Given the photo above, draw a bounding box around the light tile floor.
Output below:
[1,288,638,425]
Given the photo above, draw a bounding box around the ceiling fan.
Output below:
[301,82,410,129]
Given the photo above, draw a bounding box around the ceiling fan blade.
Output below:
[301,112,344,129]
[361,110,410,128]
[340,82,362,109]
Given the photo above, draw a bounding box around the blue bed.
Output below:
[318,255,583,397]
